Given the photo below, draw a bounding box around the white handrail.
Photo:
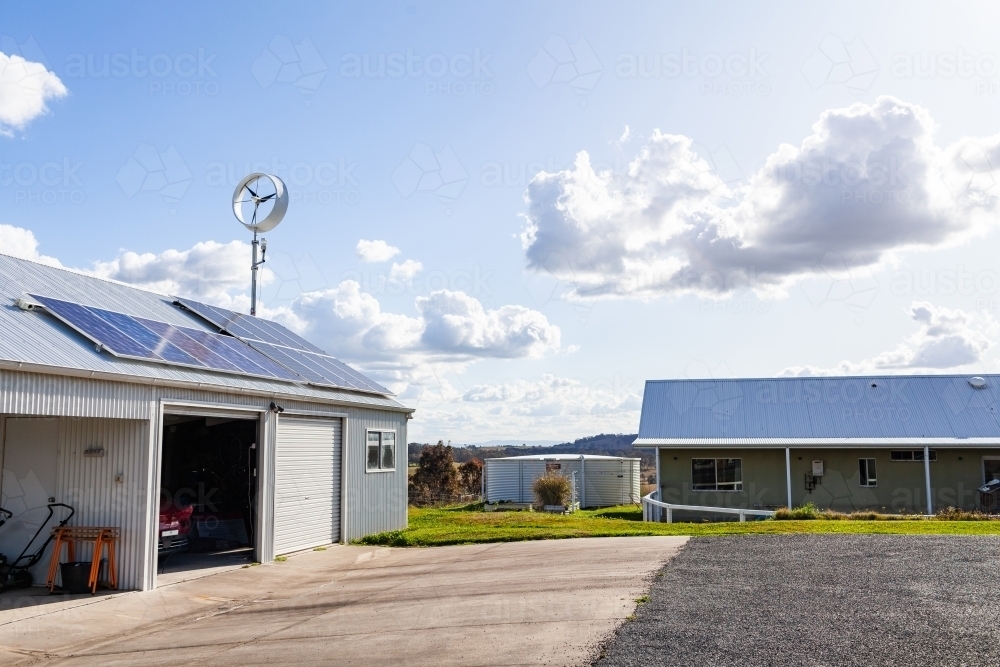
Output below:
[642,490,776,523]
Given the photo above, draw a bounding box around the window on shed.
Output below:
[367,431,381,470]
[859,458,877,487]
[381,431,395,470]
[366,430,396,472]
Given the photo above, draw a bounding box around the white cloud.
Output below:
[355,239,400,263]
[389,259,423,283]
[0,224,61,266]
[780,301,997,376]
[400,373,643,441]
[292,281,561,362]
[617,124,632,146]
[0,51,66,135]
[90,240,267,311]
[522,96,1000,300]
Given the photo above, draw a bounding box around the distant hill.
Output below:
[408,433,651,468]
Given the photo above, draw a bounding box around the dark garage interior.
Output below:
[158,415,259,575]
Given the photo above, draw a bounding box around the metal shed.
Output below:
[0,254,413,590]
[484,454,641,508]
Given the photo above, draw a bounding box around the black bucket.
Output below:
[60,561,92,594]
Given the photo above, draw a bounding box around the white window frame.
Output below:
[365,429,396,473]
[983,456,1000,484]
[691,458,743,492]
[889,449,937,462]
[859,458,877,487]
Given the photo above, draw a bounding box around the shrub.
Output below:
[773,502,820,520]
[533,472,571,507]
[935,506,1000,521]
[458,458,483,495]
[409,441,459,505]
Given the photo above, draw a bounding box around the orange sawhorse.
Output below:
[46,527,119,594]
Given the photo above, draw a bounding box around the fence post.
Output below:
[666,507,673,523]
[739,511,746,522]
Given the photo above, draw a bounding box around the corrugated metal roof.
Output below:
[0,254,407,411]
[637,376,1000,442]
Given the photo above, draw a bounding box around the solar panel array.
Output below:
[174,297,326,353]
[174,297,389,395]
[31,294,301,383]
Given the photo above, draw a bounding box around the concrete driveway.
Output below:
[0,536,686,666]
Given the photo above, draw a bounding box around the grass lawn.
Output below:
[354,504,1000,547]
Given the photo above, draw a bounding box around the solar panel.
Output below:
[174,296,390,395]
[174,296,326,353]
[89,306,202,366]
[247,341,390,395]
[31,294,303,383]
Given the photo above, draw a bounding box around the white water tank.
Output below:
[484,454,641,508]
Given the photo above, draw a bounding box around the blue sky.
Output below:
[4,1,1000,443]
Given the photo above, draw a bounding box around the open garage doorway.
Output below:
[158,413,259,580]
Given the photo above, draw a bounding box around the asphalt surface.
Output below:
[595,535,1000,667]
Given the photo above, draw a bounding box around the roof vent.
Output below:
[970,376,987,389]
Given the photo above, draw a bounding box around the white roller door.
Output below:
[273,416,341,554]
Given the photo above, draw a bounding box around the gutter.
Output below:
[0,359,415,415]
[633,437,1000,448]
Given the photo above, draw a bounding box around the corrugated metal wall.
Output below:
[0,373,151,419]
[341,408,408,541]
[485,459,523,502]
[56,417,151,590]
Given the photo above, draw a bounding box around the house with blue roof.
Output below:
[634,375,1000,515]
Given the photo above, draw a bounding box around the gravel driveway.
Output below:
[595,535,1000,667]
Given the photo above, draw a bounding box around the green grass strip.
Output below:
[352,503,1000,547]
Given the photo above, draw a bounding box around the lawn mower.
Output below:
[0,502,74,591]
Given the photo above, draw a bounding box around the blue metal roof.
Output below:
[636,375,1000,442]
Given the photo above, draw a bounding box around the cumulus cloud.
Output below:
[90,240,266,311]
[291,281,561,362]
[463,374,640,417]
[780,301,997,376]
[389,259,423,283]
[405,373,643,439]
[356,239,400,262]
[0,51,67,135]
[522,96,1000,299]
[0,224,61,266]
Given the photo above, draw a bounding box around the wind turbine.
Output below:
[232,173,288,316]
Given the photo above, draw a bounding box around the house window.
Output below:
[691,458,742,491]
[367,430,396,472]
[859,458,877,487]
[984,458,1000,484]
[889,450,937,461]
